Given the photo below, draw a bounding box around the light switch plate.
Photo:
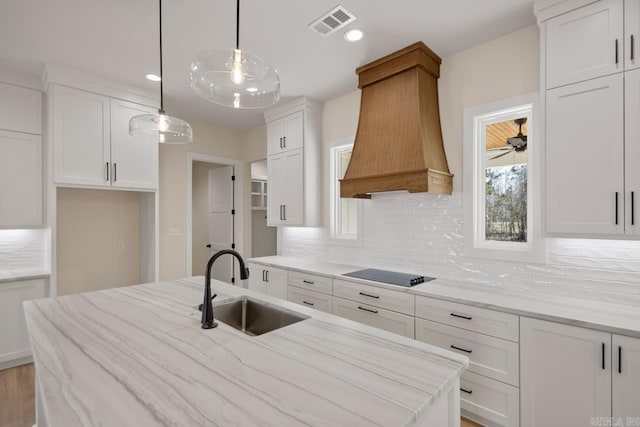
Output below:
[169,228,182,237]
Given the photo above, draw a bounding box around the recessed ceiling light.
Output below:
[344,28,364,42]
[246,87,258,93]
[146,73,161,82]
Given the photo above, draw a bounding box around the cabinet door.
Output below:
[265,267,288,300]
[626,69,640,234]
[0,82,42,135]
[266,154,285,226]
[282,111,304,152]
[613,334,640,420]
[626,0,640,71]
[247,263,268,295]
[546,74,624,235]
[520,317,612,427]
[0,279,46,365]
[53,85,110,186]
[0,131,42,226]
[266,119,284,155]
[110,99,158,190]
[283,149,304,225]
[546,0,623,88]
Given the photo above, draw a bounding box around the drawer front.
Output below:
[416,296,519,342]
[460,371,520,427]
[288,286,332,313]
[415,318,519,386]
[332,297,415,338]
[333,279,415,316]
[288,271,333,295]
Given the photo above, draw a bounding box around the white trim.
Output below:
[185,152,244,277]
[463,93,546,263]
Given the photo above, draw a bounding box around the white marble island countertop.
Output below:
[24,277,468,427]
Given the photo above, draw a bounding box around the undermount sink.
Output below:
[214,296,309,336]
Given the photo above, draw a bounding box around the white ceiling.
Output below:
[0,0,535,130]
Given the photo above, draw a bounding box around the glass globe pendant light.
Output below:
[190,0,280,109]
[129,0,192,144]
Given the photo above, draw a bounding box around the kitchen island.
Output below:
[24,277,468,427]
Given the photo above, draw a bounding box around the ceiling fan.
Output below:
[489,117,527,160]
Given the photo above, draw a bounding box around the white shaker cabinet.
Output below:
[0,82,42,135]
[0,130,42,226]
[626,0,640,71]
[247,263,287,300]
[546,74,624,235]
[521,317,612,427]
[267,110,304,155]
[545,0,623,89]
[625,69,640,234]
[612,334,640,420]
[267,149,304,226]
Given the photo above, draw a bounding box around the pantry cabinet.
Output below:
[626,0,640,71]
[0,82,42,135]
[612,334,640,419]
[267,149,304,226]
[625,69,640,234]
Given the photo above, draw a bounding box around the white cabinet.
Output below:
[288,270,333,295]
[626,0,640,71]
[520,317,612,427]
[546,0,623,89]
[333,279,415,316]
[332,297,415,338]
[0,130,42,226]
[51,85,158,190]
[0,82,42,134]
[265,97,322,227]
[625,69,640,234]
[267,110,304,155]
[612,334,640,420]
[0,279,46,368]
[460,371,520,427]
[247,263,287,300]
[546,74,625,235]
[288,286,333,313]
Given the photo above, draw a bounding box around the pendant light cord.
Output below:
[236,0,240,50]
[159,0,164,113]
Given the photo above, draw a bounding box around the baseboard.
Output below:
[0,355,33,371]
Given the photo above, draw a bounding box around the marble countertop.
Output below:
[24,277,468,427]
[249,256,640,338]
[0,269,50,284]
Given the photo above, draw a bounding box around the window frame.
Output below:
[463,93,546,263]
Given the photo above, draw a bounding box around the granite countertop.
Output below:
[249,256,640,338]
[24,277,468,427]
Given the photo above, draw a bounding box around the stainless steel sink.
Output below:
[214,296,309,336]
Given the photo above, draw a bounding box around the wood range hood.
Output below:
[340,42,453,198]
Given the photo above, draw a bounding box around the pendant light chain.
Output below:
[159,0,165,113]
[236,0,240,50]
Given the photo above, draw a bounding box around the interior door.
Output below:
[208,166,234,283]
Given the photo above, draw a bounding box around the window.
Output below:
[328,139,362,245]
[463,93,545,262]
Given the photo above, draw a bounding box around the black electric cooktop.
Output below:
[343,268,435,287]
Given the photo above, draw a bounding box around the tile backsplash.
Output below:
[282,192,640,305]
[0,229,49,275]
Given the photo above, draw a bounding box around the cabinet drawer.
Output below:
[415,296,519,342]
[288,271,332,295]
[333,279,415,316]
[415,318,519,386]
[460,371,520,427]
[332,297,414,338]
[287,286,332,313]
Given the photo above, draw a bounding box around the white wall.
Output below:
[281,25,640,306]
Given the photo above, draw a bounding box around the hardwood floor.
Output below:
[0,363,483,427]
[0,363,35,427]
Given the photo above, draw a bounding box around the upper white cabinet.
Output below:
[51,84,158,190]
[0,82,42,135]
[264,97,322,227]
[625,68,640,234]
[267,110,304,155]
[546,74,624,234]
[626,0,640,70]
[546,0,623,89]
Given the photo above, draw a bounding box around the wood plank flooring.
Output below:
[0,363,483,427]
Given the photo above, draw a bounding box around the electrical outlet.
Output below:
[117,241,125,250]
[169,228,182,237]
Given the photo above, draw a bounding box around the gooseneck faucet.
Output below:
[201,249,250,329]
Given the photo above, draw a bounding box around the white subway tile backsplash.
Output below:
[0,229,49,274]
[282,192,640,304]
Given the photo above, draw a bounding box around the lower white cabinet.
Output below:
[460,371,519,427]
[288,286,332,313]
[0,130,42,226]
[332,297,414,338]
[521,317,612,427]
[0,279,46,367]
[613,333,640,420]
[247,263,287,300]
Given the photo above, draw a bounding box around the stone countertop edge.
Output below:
[0,271,50,284]
[24,277,468,427]
[248,256,640,338]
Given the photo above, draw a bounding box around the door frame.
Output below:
[186,152,244,277]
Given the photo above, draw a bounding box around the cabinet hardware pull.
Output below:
[303,301,314,306]
[460,387,473,394]
[616,39,619,64]
[113,163,117,182]
[262,270,266,282]
[280,205,283,221]
[632,35,636,61]
[632,192,636,226]
[450,345,472,354]
[266,271,269,282]
[359,292,380,299]
[357,306,378,314]
[602,342,605,370]
[618,346,622,374]
[303,280,315,284]
[615,192,619,225]
[283,205,286,221]
[279,137,283,149]
[450,313,472,320]
[283,136,286,148]
[106,162,109,181]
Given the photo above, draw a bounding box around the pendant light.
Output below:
[129,0,192,144]
[190,0,280,109]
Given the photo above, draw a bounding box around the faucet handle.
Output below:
[198,294,218,312]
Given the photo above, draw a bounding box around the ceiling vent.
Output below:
[308,5,356,37]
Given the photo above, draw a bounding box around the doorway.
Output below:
[250,160,277,257]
